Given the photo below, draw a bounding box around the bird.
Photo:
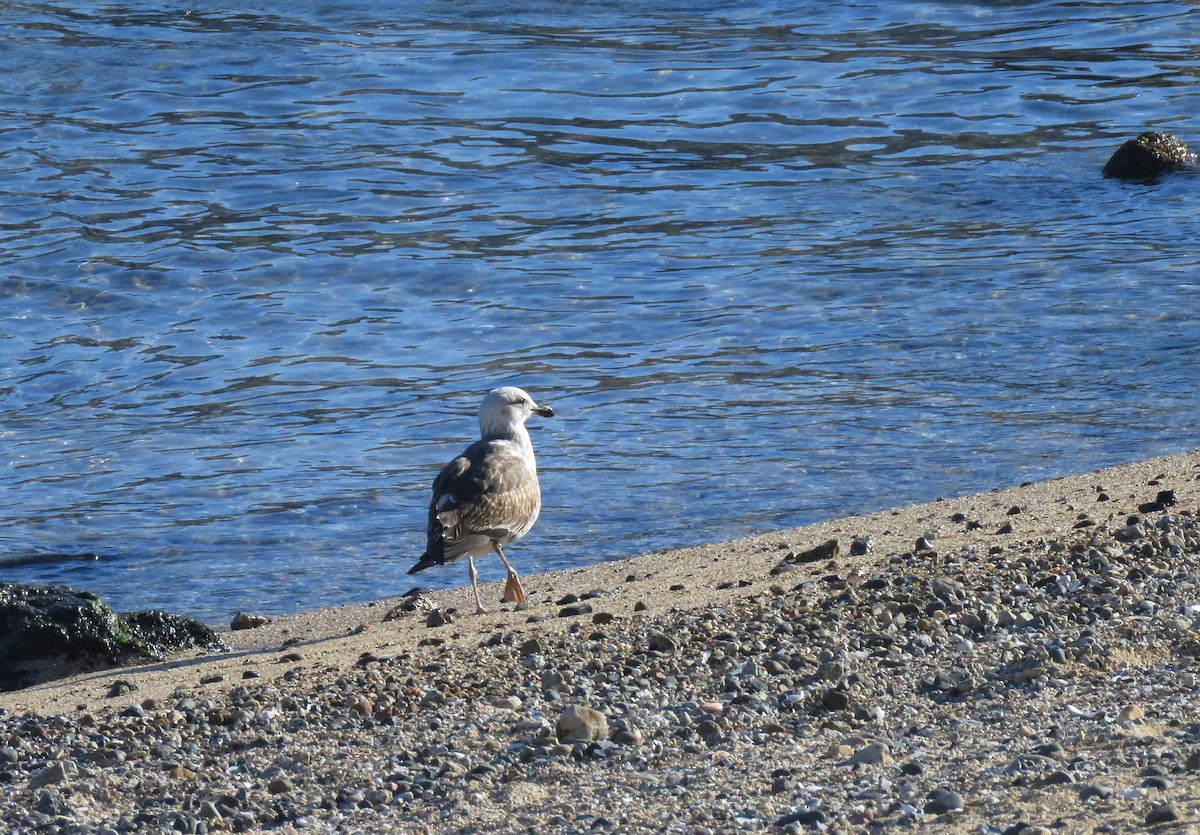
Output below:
[408,386,553,614]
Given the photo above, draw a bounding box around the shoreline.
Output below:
[2,450,1199,832]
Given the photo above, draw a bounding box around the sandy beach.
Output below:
[2,451,1199,833]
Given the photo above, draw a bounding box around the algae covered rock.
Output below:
[0,583,226,691]
[1103,131,1198,181]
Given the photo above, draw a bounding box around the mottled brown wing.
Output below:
[427,439,540,563]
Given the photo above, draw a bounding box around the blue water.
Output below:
[1,0,1198,623]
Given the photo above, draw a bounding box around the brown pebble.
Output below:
[230,612,270,630]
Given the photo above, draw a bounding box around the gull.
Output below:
[408,386,553,613]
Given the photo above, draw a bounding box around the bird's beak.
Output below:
[533,404,554,418]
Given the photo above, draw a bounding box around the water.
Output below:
[1,0,1198,624]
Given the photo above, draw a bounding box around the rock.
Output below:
[1145,804,1180,825]
[1185,749,1200,771]
[558,603,593,617]
[123,610,225,656]
[647,633,676,654]
[611,728,643,747]
[1079,784,1114,802]
[28,760,77,790]
[0,583,225,692]
[924,787,964,814]
[267,776,293,794]
[556,705,608,742]
[230,612,271,630]
[1118,704,1144,722]
[849,742,890,766]
[106,679,138,698]
[822,689,851,711]
[494,695,522,710]
[1103,131,1199,180]
[775,809,826,828]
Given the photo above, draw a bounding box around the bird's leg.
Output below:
[468,556,487,614]
[493,542,527,604]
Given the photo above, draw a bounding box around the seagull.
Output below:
[408,386,553,613]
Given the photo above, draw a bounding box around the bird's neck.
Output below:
[481,423,536,468]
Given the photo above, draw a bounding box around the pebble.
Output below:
[556,705,608,742]
[1145,804,1180,824]
[230,612,270,630]
[0,474,1197,833]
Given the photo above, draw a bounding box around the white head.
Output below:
[479,386,554,440]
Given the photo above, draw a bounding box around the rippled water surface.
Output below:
[2,0,1198,622]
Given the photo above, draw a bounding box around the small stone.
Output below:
[28,760,77,790]
[200,673,225,685]
[592,612,615,625]
[826,743,854,760]
[241,670,260,680]
[1014,665,1046,684]
[647,633,676,654]
[1118,704,1144,722]
[558,603,593,618]
[1079,784,1114,802]
[556,705,608,742]
[1185,749,1200,771]
[1145,804,1180,825]
[494,695,522,710]
[822,689,851,711]
[924,788,964,815]
[267,777,293,794]
[775,809,826,828]
[198,801,222,821]
[634,602,648,612]
[612,728,643,747]
[230,612,270,630]
[106,679,138,697]
[849,742,890,766]
[850,536,872,556]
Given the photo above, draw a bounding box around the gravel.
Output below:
[1,454,1199,832]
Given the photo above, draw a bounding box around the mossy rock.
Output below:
[0,583,227,691]
[1103,131,1199,181]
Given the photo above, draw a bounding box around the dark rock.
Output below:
[850,536,872,556]
[775,809,826,828]
[771,539,839,575]
[1145,804,1180,825]
[924,787,964,814]
[1139,489,1179,514]
[821,689,851,711]
[107,679,138,698]
[0,583,225,692]
[1079,784,1114,802]
[558,603,593,618]
[647,633,676,654]
[1103,131,1198,181]
[123,610,225,656]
